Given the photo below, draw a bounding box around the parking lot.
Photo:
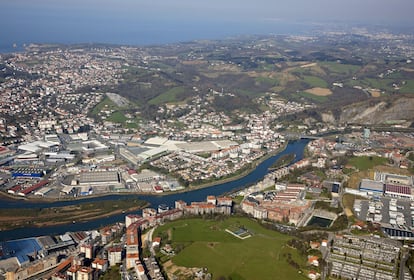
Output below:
[354,197,412,228]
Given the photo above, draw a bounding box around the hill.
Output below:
[93,33,414,124]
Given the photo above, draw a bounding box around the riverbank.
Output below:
[186,143,289,191]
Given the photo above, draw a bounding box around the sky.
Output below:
[1,0,414,49]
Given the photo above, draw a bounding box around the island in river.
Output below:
[0,198,148,231]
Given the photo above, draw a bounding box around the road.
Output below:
[145,226,157,255]
[399,250,410,280]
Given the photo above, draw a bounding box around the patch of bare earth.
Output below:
[344,208,353,217]
[163,260,201,280]
[368,90,381,97]
[305,87,332,96]
[300,63,317,68]
[402,67,414,72]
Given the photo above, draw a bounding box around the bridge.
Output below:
[284,132,321,140]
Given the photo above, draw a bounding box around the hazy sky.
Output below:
[1,0,414,48]
[4,0,414,23]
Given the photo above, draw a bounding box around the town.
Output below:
[0,31,414,280]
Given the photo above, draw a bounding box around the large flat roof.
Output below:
[1,238,43,265]
[79,171,120,184]
[176,140,238,153]
[359,179,384,192]
[144,137,169,146]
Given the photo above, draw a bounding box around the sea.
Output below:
[0,19,313,54]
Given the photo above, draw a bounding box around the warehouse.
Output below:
[17,140,57,153]
[119,147,149,165]
[359,179,384,195]
[175,140,238,154]
[12,168,46,179]
[130,170,162,183]
[18,180,49,196]
[44,151,75,163]
[61,185,74,195]
[34,187,52,197]
[0,238,44,266]
[79,171,120,185]
[119,146,169,165]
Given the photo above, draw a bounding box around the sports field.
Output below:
[154,217,308,280]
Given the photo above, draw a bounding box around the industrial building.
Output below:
[18,180,49,196]
[384,184,413,199]
[18,140,58,153]
[44,151,75,163]
[359,179,384,195]
[11,168,47,179]
[78,171,120,186]
[120,138,238,166]
[0,233,80,279]
[375,172,413,186]
[130,169,162,183]
[175,140,238,154]
[119,146,168,165]
[0,238,44,266]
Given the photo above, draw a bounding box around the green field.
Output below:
[90,96,118,116]
[364,78,394,91]
[108,111,127,123]
[255,76,279,87]
[149,86,186,105]
[400,80,414,93]
[347,156,388,171]
[154,217,308,280]
[320,62,360,75]
[303,75,328,88]
[294,91,329,103]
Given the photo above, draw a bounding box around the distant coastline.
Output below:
[0,20,316,54]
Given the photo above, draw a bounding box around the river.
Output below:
[0,139,309,241]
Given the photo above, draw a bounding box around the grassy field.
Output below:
[320,62,360,75]
[303,75,328,88]
[149,86,186,105]
[90,96,118,116]
[294,91,329,102]
[108,111,127,123]
[255,76,279,87]
[363,78,394,92]
[347,156,388,171]
[400,80,414,93]
[154,217,308,280]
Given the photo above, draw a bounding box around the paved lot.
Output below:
[355,197,412,228]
